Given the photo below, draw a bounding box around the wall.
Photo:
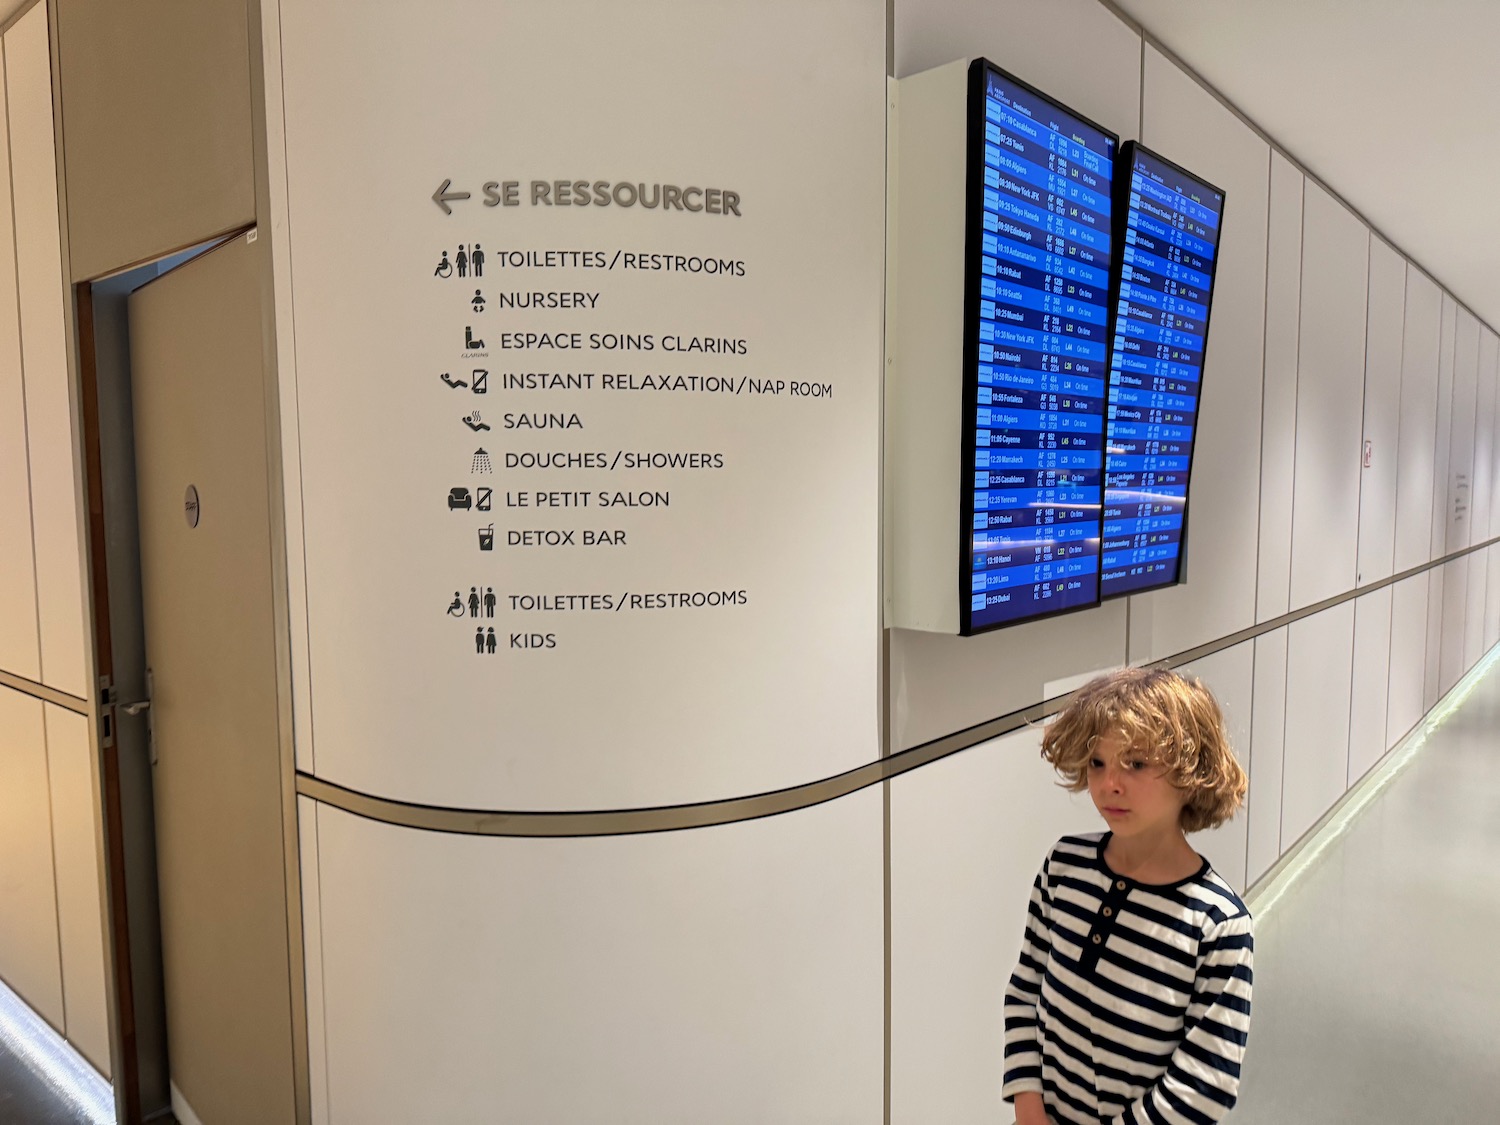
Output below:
[0,1,110,1077]
[54,0,255,281]
[886,2,1500,1121]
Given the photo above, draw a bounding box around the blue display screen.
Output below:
[965,64,1116,632]
[1100,146,1224,597]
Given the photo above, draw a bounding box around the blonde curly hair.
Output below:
[1040,666,1247,833]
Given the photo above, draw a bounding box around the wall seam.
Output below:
[1345,233,1374,788]
[1252,150,1273,621]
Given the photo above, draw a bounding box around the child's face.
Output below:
[1086,732,1189,842]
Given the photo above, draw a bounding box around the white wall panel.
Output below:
[1257,154,1304,622]
[309,792,884,1125]
[896,0,1141,142]
[1470,330,1497,545]
[1355,241,1405,585]
[891,606,1127,750]
[1423,562,1445,710]
[1386,571,1430,748]
[1176,642,1254,891]
[1439,556,1469,695]
[1392,270,1442,573]
[0,686,63,1029]
[1246,628,1288,885]
[889,727,1093,1124]
[1445,310,1481,553]
[1127,48,1268,661]
[42,706,110,1076]
[1464,547,1488,670]
[1280,602,1354,846]
[1429,297,1457,561]
[1347,587,1392,785]
[1487,545,1500,652]
[888,0,1140,750]
[1288,186,1368,610]
[0,50,39,682]
[6,7,89,700]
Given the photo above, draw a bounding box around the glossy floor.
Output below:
[1234,656,1500,1122]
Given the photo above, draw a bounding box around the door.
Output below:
[129,230,298,1123]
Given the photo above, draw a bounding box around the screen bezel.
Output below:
[959,57,1121,636]
[1099,139,1228,602]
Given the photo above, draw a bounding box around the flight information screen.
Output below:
[1100,143,1225,598]
[962,60,1117,634]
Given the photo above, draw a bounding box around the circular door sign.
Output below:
[184,485,201,528]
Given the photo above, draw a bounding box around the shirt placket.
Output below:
[1083,875,1132,1122]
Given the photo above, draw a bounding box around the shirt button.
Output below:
[1116,880,1127,890]
[1103,907,1114,917]
[1092,934,1102,944]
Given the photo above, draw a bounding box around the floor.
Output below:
[0,1039,108,1125]
[1233,656,1500,1123]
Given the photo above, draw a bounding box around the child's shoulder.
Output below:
[1195,867,1254,927]
[1043,831,1106,868]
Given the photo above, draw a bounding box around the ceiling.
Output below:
[1115,0,1500,332]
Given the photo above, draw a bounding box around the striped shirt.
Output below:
[1001,832,1254,1124]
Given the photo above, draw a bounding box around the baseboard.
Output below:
[170,1083,206,1125]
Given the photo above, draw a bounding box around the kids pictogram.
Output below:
[472,289,486,313]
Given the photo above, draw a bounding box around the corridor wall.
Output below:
[0,1,110,1079]
[885,3,1500,1122]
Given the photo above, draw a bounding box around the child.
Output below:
[1002,667,1253,1125]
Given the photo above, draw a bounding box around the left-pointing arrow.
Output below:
[433,179,471,215]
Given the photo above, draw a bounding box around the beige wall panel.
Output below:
[56,0,254,280]
[1464,546,1488,671]
[1280,602,1355,847]
[1423,562,1444,710]
[1246,628,1287,885]
[1288,185,1368,611]
[1445,309,1480,554]
[1355,241,1405,586]
[6,7,89,698]
[1347,587,1392,786]
[1386,571,1429,749]
[0,685,64,1029]
[1256,154,1303,622]
[42,705,110,1077]
[1470,330,1497,546]
[1429,297,1457,561]
[1127,47,1268,662]
[0,48,40,682]
[1391,271,1442,573]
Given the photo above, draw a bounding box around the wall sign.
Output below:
[275,1,885,809]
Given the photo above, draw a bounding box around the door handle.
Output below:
[121,700,151,717]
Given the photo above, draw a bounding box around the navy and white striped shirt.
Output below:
[1002,833,1254,1124]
